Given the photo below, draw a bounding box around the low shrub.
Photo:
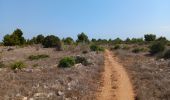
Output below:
[149,42,165,55]
[0,62,5,68]
[58,57,75,68]
[163,49,170,59]
[28,54,49,60]
[90,44,105,52]
[132,48,146,53]
[74,56,89,66]
[122,45,130,50]
[11,61,25,70]
[114,44,121,50]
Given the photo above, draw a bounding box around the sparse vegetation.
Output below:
[0,62,5,68]
[1,28,170,100]
[149,42,165,55]
[113,44,121,50]
[11,61,25,70]
[58,57,75,68]
[90,44,105,51]
[163,49,170,59]
[132,47,146,53]
[28,54,49,60]
[33,63,39,67]
[75,56,89,66]
[63,37,74,45]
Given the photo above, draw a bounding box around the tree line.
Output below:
[1,28,169,47]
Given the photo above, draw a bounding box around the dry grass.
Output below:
[0,45,104,100]
[116,49,170,100]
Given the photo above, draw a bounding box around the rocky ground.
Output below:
[0,45,104,100]
[115,50,170,100]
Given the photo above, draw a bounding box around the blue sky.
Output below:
[0,0,170,41]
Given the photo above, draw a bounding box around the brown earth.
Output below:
[97,50,134,100]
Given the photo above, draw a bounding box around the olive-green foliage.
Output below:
[130,38,144,43]
[26,34,45,45]
[74,56,89,66]
[163,49,170,59]
[144,34,156,41]
[91,38,97,42]
[113,38,122,44]
[63,37,74,45]
[149,42,165,55]
[58,57,75,68]
[36,34,45,44]
[76,32,89,43]
[132,48,146,53]
[11,61,25,70]
[28,54,49,60]
[3,29,26,46]
[90,44,105,51]
[156,36,168,45]
[122,45,130,50]
[114,44,121,50]
[42,35,62,50]
[33,63,39,67]
[0,62,5,68]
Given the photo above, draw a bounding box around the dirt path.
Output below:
[97,50,134,100]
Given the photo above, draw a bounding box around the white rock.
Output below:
[22,97,28,100]
[57,91,64,96]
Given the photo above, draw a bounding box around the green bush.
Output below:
[58,57,75,68]
[3,29,26,46]
[90,44,105,51]
[11,61,25,70]
[28,54,49,60]
[144,34,156,41]
[76,32,89,43]
[63,37,74,45]
[75,56,89,66]
[114,44,121,50]
[149,42,165,55]
[163,50,170,59]
[42,35,62,50]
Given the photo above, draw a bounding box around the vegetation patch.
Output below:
[58,57,75,68]
[132,47,146,53]
[0,62,5,68]
[90,44,105,52]
[74,56,89,66]
[149,42,165,55]
[11,61,25,70]
[163,49,170,59]
[33,63,39,67]
[28,54,49,60]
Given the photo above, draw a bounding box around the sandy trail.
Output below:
[97,50,134,100]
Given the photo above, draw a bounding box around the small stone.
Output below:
[47,92,54,97]
[22,97,28,100]
[57,91,64,96]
